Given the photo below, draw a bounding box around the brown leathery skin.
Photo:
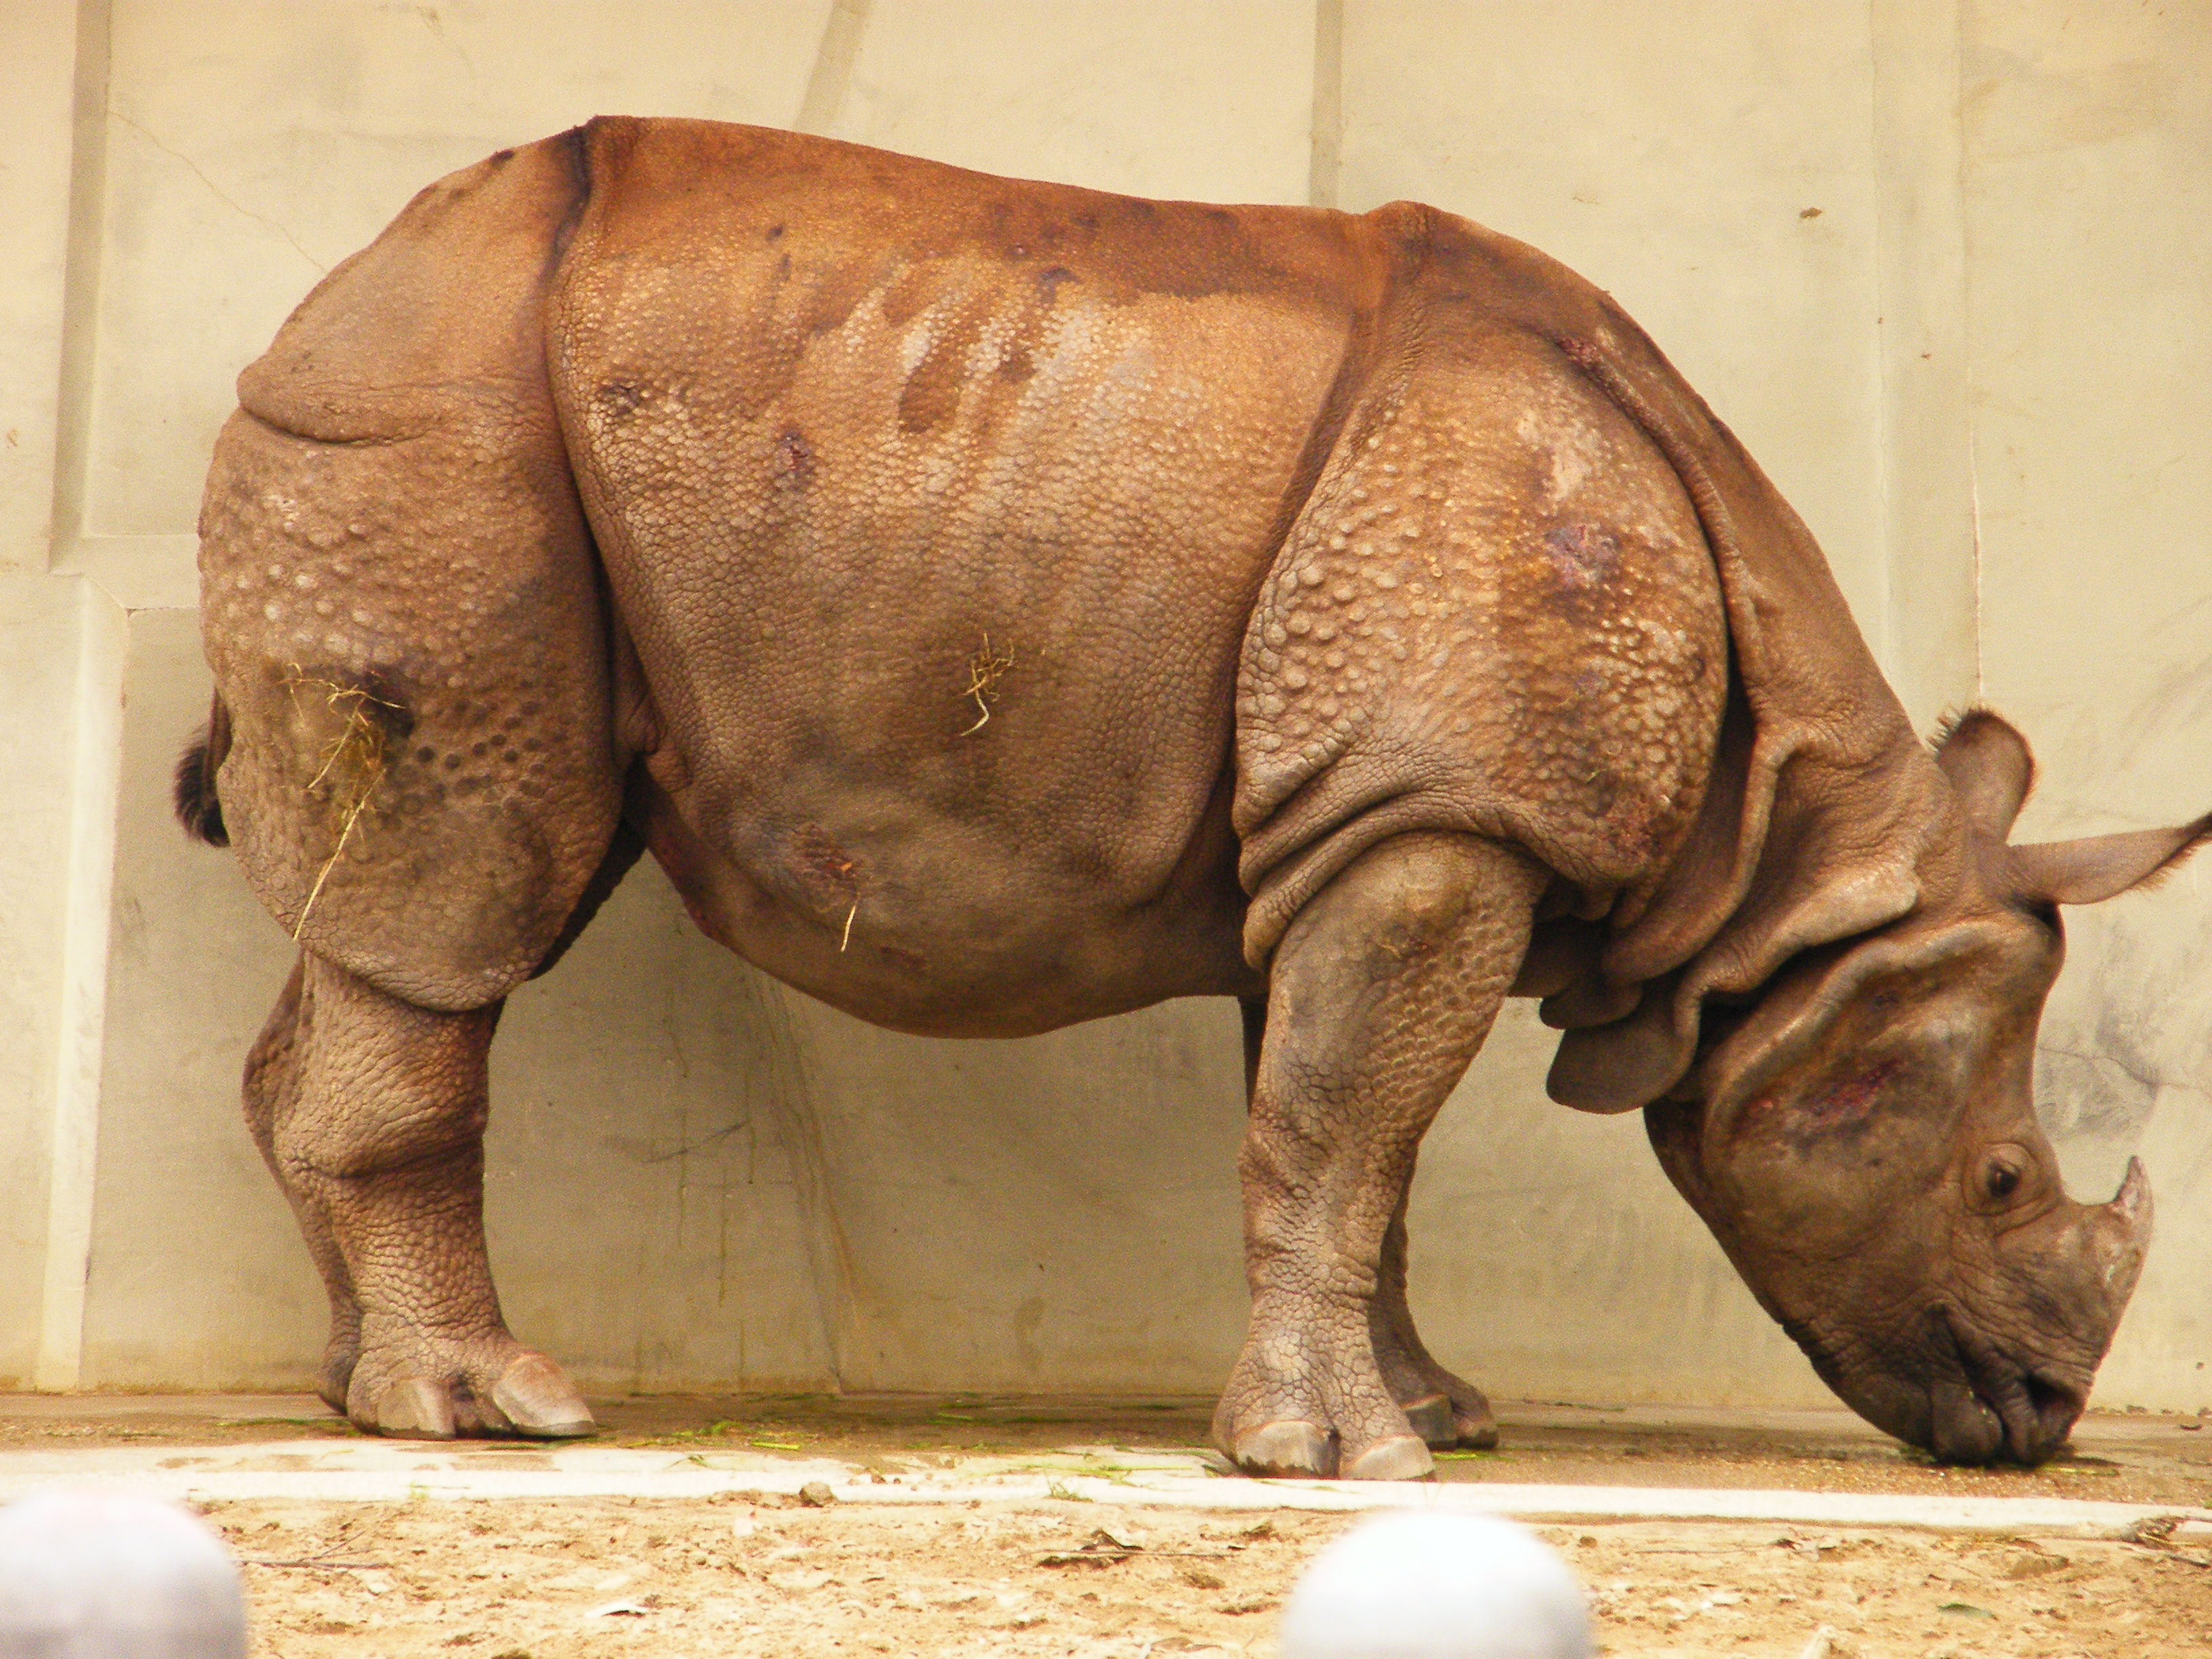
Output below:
[240,960,359,1411]
[285,953,591,1438]
[188,119,2207,1467]
[547,117,1356,1034]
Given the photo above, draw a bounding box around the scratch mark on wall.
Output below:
[110,110,327,274]
[630,1116,753,1166]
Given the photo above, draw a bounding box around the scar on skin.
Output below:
[281,667,403,937]
[960,632,1016,735]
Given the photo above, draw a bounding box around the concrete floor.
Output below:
[4,1391,2209,1534]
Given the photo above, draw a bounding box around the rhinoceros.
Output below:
[178,117,2204,1478]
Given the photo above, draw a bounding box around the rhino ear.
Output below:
[2012,816,2212,907]
[1933,709,2036,838]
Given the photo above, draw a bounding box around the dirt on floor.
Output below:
[208,1495,2212,1659]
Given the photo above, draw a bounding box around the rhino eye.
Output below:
[1974,1145,2031,1208]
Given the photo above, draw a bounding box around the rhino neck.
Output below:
[1538,664,1958,1113]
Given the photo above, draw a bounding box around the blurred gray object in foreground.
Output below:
[1279,1510,1594,1658]
[0,1490,247,1659]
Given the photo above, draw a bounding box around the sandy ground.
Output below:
[208,1497,2212,1658]
[10,1393,2212,1657]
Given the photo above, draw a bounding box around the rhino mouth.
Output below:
[1784,1308,2083,1467]
[1936,1307,2085,1467]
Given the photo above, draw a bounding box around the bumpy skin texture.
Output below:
[199,134,621,1013]
[193,119,2200,1465]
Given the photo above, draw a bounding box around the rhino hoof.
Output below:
[1456,1409,1500,1451]
[491,1354,596,1439]
[374,1378,457,1440]
[1401,1394,1458,1448]
[1341,1435,1436,1482]
[1233,1420,1335,1478]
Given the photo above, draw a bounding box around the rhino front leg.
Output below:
[266,951,592,1440]
[1217,830,1542,1480]
[1235,1002,1498,1452]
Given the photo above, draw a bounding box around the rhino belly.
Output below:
[542,124,1353,1032]
[628,745,1260,1038]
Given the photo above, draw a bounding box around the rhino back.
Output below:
[546,119,1366,1027]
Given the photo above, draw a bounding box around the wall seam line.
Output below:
[1308,0,1345,209]
[32,581,125,1391]
[1955,0,1983,703]
[794,0,871,138]
[45,0,112,565]
[1865,0,1896,680]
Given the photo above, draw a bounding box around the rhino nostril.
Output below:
[2023,1373,2083,1458]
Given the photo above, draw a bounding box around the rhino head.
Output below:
[1643,711,2199,1464]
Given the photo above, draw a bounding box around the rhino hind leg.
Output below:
[1215,831,1543,1479]
[242,959,359,1412]
[258,951,593,1440]
[193,133,626,1436]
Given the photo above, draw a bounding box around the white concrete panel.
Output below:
[779,996,1251,1393]
[623,0,1319,1393]
[481,893,839,1395]
[77,0,835,538]
[825,0,1315,203]
[0,577,108,1388]
[1334,0,1889,663]
[1961,0,2212,1411]
[1868,0,1978,732]
[79,610,342,1388]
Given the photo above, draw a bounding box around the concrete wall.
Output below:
[3,0,2207,1412]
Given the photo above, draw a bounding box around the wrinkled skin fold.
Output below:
[180,119,2207,1475]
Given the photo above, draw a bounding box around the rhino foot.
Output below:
[346,1334,595,1441]
[314,1328,360,1418]
[1397,1393,1458,1448]
[1340,1434,1436,1481]
[1212,1298,1436,1482]
[1382,1369,1498,1451]
[1230,1420,1334,1477]
[1370,1207,1499,1450]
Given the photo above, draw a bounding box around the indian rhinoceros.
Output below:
[177,117,2205,1477]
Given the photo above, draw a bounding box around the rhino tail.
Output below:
[174,694,232,847]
